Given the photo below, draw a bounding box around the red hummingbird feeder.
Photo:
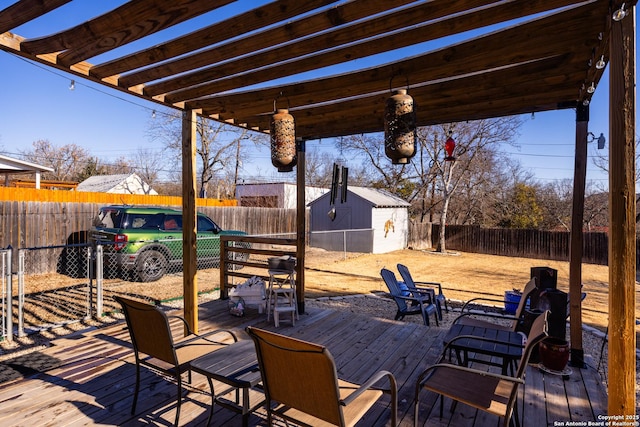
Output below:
[444,135,456,161]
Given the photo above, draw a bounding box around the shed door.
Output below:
[332,207,352,229]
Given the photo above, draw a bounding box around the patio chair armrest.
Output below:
[417,363,525,389]
[340,370,397,407]
[198,328,239,343]
[394,294,423,304]
[460,297,505,312]
[414,281,443,293]
[443,334,524,355]
[408,291,434,304]
[411,286,437,297]
[453,312,519,324]
[168,314,195,335]
[175,328,238,348]
[167,315,237,343]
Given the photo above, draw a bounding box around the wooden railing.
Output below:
[220,235,297,299]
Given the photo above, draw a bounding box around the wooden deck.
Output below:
[0,300,608,426]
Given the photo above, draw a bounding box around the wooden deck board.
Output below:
[522,357,548,425]
[0,299,608,426]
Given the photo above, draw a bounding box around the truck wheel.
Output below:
[135,250,167,282]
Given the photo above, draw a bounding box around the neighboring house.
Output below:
[236,182,328,208]
[76,173,157,195]
[308,186,410,254]
[0,154,54,189]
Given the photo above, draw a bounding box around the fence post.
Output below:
[95,245,103,318]
[86,246,93,320]
[343,230,347,260]
[5,247,12,343]
[17,249,25,337]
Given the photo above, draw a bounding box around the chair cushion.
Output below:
[398,282,411,297]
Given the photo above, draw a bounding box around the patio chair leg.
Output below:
[441,296,449,312]
[509,398,521,427]
[435,300,443,321]
[132,363,141,414]
[422,311,430,326]
[450,399,458,414]
[175,376,182,426]
[205,377,215,426]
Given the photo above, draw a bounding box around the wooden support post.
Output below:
[608,5,636,416]
[568,104,587,367]
[182,109,198,334]
[296,138,306,314]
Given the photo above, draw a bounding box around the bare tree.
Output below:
[147,110,267,198]
[131,148,165,189]
[304,146,372,189]
[417,118,522,252]
[537,179,573,231]
[341,133,413,196]
[21,140,91,181]
[305,149,335,187]
[592,135,640,222]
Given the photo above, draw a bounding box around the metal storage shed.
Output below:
[309,186,410,254]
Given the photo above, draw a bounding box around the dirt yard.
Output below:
[97,247,628,333]
[302,247,625,334]
[11,247,637,340]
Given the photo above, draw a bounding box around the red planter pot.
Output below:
[539,338,570,371]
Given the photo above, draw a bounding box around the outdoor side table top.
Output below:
[190,339,263,427]
[443,323,524,375]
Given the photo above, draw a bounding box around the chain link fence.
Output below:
[15,245,93,339]
[1,249,8,342]
[1,236,252,341]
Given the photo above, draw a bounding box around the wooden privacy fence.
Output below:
[0,200,297,252]
[0,194,623,270]
[0,186,237,206]
[414,223,611,266]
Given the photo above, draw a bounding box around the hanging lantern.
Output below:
[444,135,456,161]
[384,89,416,164]
[270,108,296,172]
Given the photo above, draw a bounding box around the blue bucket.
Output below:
[504,291,522,314]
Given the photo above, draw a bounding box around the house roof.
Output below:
[76,173,157,195]
[0,0,622,140]
[0,154,54,174]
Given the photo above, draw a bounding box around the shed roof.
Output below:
[311,186,411,208]
[349,187,411,208]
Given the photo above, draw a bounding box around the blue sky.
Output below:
[0,1,632,188]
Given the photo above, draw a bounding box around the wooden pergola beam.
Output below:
[569,104,588,367]
[182,109,198,333]
[607,4,636,416]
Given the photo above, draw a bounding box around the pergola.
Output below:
[0,0,635,415]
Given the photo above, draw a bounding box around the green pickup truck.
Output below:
[89,205,249,281]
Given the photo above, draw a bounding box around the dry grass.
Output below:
[302,248,631,335]
[4,247,638,355]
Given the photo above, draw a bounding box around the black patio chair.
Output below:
[397,263,448,320]
[380,268,439,326]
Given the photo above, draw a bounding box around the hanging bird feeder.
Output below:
[384,89,416,164]
[270,108,296,172]
[444,134,456,161]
